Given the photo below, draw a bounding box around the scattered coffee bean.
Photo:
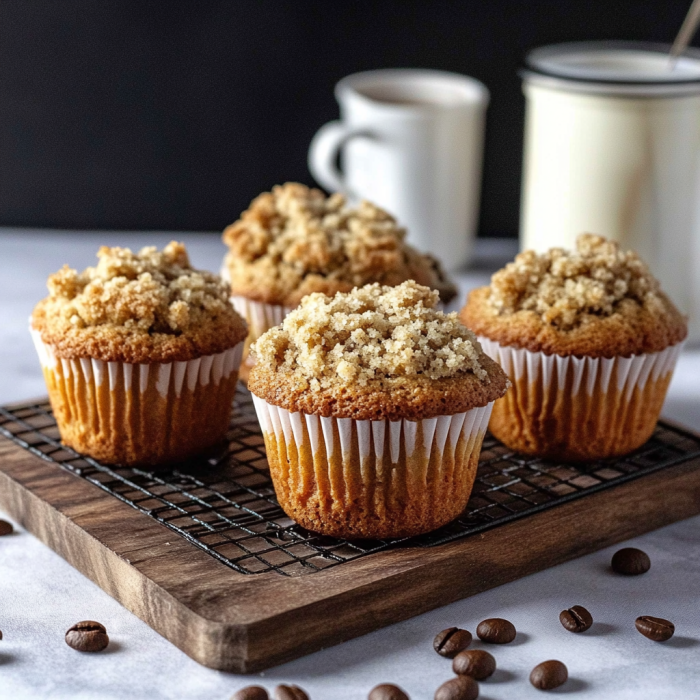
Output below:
[452,648,496,680]
[476,617,516,644]
[0,630,3,640]
[559,605,593,633]
[274,685,308,700]
[0,520,13,537]
[611,547,650,576]
[433,627,472,658]
[434,676,479,700]
[232,687,269,700]
[64,620,109,652]
[635,616,675,642]
[368,684,410,700]
[530,660,568,690]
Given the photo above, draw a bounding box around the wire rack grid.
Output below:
[1,384,699,577]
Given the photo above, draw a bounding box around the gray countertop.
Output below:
[1,229,699,700]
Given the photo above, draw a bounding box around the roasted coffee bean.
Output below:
[530,660,568,690]
[433,627,472,658]
[635,616,675,642]
[368,684,410,700]
[0,520,13,537]
[65,620,109,652]
[611,547,650,576]
[232,687,269,700]
[452,648,496,680]
[0,630,3,640]
[434,676,479,700]
[274,685,308,700]
[476,617,516,644]
[559,605,593,633]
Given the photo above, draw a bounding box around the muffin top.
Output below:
[461,234,687,357]
[248,281,508,421]
[32,242,247,363]
[222,182,457,307]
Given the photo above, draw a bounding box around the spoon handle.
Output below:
[671,0,700,60]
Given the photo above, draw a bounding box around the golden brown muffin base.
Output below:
[248,354,508,422]
[262,416,486,539]
[42,359,238,466]
[32,301,247,365]
[461,287,687,358]
[227,260,457,308]
[489,363,673,461]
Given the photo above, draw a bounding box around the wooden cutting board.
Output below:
[1,394,700,673]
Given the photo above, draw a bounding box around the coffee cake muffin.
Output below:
[31,242,247,465]
[248,280,508,539]
[221,182,456,377]
[460,234,687,460]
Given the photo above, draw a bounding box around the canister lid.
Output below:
[523,41,700,95]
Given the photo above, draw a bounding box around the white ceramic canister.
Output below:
[520,42,700,342]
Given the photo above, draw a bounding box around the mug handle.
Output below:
[308,120,371,194]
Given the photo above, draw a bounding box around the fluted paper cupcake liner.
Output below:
[251,394,494,538]
[31,328,243,465]
[478,336,684,460]
[228,295,293,372]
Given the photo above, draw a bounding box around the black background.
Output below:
[0,1,695,236]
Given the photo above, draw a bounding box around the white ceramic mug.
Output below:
[521,41,700,342]
[308,69,489,270]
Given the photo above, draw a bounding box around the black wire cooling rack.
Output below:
[1,384,700,577]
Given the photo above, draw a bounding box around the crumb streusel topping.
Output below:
[222,182,456,307]
[489,233,663,330]
[253,281,486,387]
[460,233,687,357]
[32,242,247,363]
[48,242,231,332]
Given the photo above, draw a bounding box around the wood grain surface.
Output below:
[1,411,700,672]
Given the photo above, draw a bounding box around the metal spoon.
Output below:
[670,0,700,63]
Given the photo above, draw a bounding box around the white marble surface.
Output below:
[1,229,699,700]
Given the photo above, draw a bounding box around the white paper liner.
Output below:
[478,336,684,400]
[251,395,494,467]
[221,262,292,337]
[229,295,292,339]
[30,328,243,398]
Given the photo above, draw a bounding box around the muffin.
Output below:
[31,242,247,465]
[248,280,508,539]
[221,182,457,377]
[460,234,687,461]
